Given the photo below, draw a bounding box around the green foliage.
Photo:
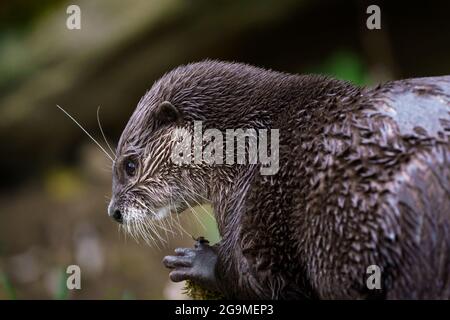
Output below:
[0,271,17,300]
[200,206,221,244]
[54,268,69,300]
[0,0,65,31]
[311,50,370,85]
[183,280,224,300]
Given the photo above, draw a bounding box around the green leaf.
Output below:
[54,268,69,300]
[0,271,17,300]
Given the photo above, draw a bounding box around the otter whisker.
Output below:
[159,217,170,241]
[119,224,131,245]
[135,219,146,245]
[168,197,181,237]
[143,211,167,245]
[139,217,157,247]
[153,209,176,243]
[179,193,206,230]
[182,179,215,220]
[142,215,158,237]
[137,217,156,248]
[97,106,116,158]
[128,224,137,243]
[187,187,211,204]
[167,216,177,240]
[56,104,114,162]
[127,219,140,244]
[186,193,215,221]
[134,197,147,209]
[167,200,183,238]
[118,225,125,244]
[154,216,175,237]
[145,226,161,249]
[169,195,191,238]
[131,220,141,244]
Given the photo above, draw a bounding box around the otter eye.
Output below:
[124,159,137,177]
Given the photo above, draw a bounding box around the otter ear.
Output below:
[155,101,182,125]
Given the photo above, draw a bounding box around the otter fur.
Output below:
[108,60,450,299]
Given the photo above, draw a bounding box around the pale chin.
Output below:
[154,206,171,220]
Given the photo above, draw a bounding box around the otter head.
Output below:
[107,61,278,242]
[106,96,211,242]
[107,61,235,243]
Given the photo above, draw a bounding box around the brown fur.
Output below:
[110,61,450,299]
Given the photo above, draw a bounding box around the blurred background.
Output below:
[0,0,449,299]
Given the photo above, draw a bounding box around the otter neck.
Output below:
[203,165,256,234]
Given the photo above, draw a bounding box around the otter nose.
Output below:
[108,204,123,224]
[112,209,123,223]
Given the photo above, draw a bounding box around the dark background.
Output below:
[0,0,449,299]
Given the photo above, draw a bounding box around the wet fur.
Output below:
[112,61,450,299]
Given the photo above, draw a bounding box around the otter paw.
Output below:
[163,238,219,291]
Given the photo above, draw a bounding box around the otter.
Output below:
[108,60,450,299]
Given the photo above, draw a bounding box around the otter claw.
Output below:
[163,238,219,291]
[194,236,210,247]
